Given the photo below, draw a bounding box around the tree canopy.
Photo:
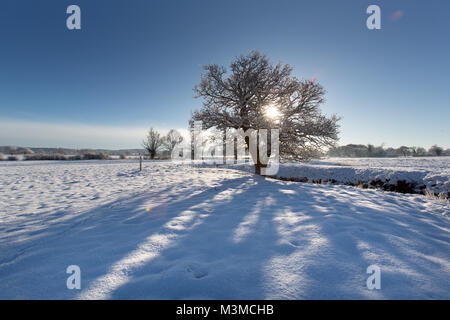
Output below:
[192,51,340,173]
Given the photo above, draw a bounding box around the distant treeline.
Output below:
[0,146,145,156]
[328,144,449,158]
[1,144,449,161]
[0,152,113,161]
[0,146,144,156]
[0,146,136,161]
[0,145,171,161]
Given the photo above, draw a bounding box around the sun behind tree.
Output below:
[264,105,281,121]
[192,51,340,174]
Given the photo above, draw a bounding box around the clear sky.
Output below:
[0,0,449,149]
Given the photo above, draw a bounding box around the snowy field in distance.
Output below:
[207,157,450,197]
[0,160,449,299]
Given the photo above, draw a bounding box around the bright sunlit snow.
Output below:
[0,160,449,299]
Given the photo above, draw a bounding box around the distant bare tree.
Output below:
[142,128,163,159]
[396,146,411,157]
[411,146,427,157]
[163,129,184,155]
[428,145,443,156]
[193,51,340,174]
[367,144,375,156]
[416,147,427,156]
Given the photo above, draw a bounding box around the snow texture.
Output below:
[0,160,449,299]
[207,157,450,197]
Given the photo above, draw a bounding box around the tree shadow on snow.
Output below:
[99,178,449,299]
[1,174,448,299]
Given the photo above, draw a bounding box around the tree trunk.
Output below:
[254,162,268,175]
[223,128,227,164]
[190,127,195,160]
[254,149,268,175]
[245,133,268,176]
[253,130,270,175]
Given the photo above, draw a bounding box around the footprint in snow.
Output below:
[288,239,309,248]
[186,264,208,279]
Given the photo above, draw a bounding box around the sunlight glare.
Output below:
[265,106,280,120]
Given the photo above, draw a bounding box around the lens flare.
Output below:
[141,192,168,218]
[391,11,403,21]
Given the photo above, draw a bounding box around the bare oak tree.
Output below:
[192,51,340,174]
[142,128,163,159]
[164,129,184,155]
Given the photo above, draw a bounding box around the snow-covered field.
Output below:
[206,157,450,197]
[0,160,449,299]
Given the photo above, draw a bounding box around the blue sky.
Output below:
[0,0,449,149]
